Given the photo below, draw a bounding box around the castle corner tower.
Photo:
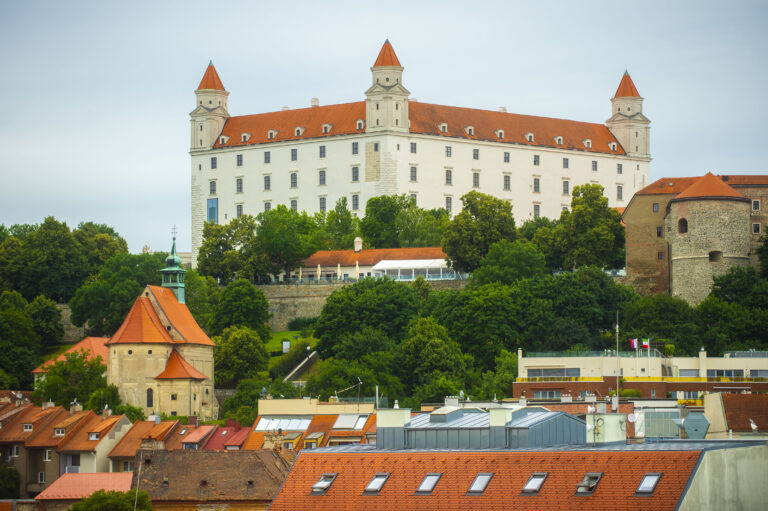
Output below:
[365,40,410,133]
[190,61,230,152]
[606,71,650,158]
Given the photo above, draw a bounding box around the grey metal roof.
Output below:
[507,411,566,428]
[406,411,489,429]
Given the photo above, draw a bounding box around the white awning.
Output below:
[371,259,448,271]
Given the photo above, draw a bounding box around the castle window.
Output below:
[534,204,540,218]
[678,218,688,234]
[264,202,271,212]
[357,120,364,130]
[319,197,327,213]
[753,200,761,211]
[319,170,326,185]
[211,157,217,169]
[555,136,563,145]
[473,172,480,188]
[504,175,511,191]
[241,133,250,143]
[653,203,659,213]
[592,161,598,171]
[504,152,510,163]
[209,181,216,195]
[374,143,379,152]
[440,123,448,133]
[128,350,132,355]
[319,146,326,158]
[753,223,762,234]
[219,136,229,144]
[290,173,297,188]
[617,163,623,174]
[264,151,270,164]
[352,142,359,155]
[291,199,297,211]
[146,389,154,408]
[148,349,152,355]
[709,251,723,263]
[656,227,663,238]
[617,185,623,201]
[236,204,243,218]
[496,130,505,140]
[445,146,452,157]
[473,149,479,160]
[657,251,664,260]
[465,126,475,136]
[445,169,452,185]
[236,154,243,166]
[352,194,359,211]
[322,124,332,134]
[525,133,534,143]
[410,193,417,204]
[533,155,540,166]
[268,130,276,140]
[584,139,592,149]
[264,175,271,190]
[410,167,417,182]
[352,167,359,182]
[200,125,203,131]
[236,178,243,193]
[411,142,417,154]
[563,158,569,169]
[610,142,617,151]
[563,180,570,195]
[533,178,540,193]
[445,196,452,213]
[291,148,297,161]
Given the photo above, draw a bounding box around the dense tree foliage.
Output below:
[33,350,106,405]
[70,489,151,511]
[0,465,20,499]
[209,279,271,338]
[442,191,517,273]
[213,326,269,388]
[360,195,412,248]
[25,295,64,347]
[85,384,146,422]
[471,240,546,286]
[220,374,299,426]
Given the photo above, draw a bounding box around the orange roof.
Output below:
[109,420,177,458]
[673,172,745,200]
[25,408,76,448]
[108,296,174,345]
[0,406,59,444]
[718,174,768,186]
[197,61,225,91]
[36,472,132,501]
[270,450,701,511]
[636,176,703,196]
[33,337,109,374]
[145,420,179,441]
[614,71,641,98]
[58,414,123,452]
[156,350,208,380]
[373,40,401,67]
[183,424,216,445]
[242,430,266,450]
[304,247,447,268]
[721,393,768,432]
[147,286,214,346]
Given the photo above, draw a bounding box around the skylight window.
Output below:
[636,473,661,495]
[576,473,603,495]
[180,428,187,435]
[522,473,548,494]
[311,474,337,495]
[364,473,390,494]
[416,473,442,495]
[467,473,493,495]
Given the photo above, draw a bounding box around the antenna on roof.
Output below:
[171,225,178,239]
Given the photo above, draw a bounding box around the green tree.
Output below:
[72,222,129,278]
[0,236,23,292]
[0,225,8,245]
[324,197,359,250]
[712,266,768,310]
[0,292,40,388]
[518,217,557,241]
[69,252,167,336]
[85,384,122,413]
[305,354,405,403]
[26,295,63,347]
[396,206,450,248]
[210,279,271,337]
[0,465,20,499]
[758,234,768,278]
[213,326,269,388]
[197,215,271,284]
[220,374,299,424]
[70,489,151,511]
[184,269,220,333]
[360,195,412,248]
[33,350,106,405]
[0,368,19,389]
[623,294,700,355]
[323,326,395,361]
[256,206,316,278]
[471,240,546,286]
[401,318,468,388]
[442,191,517,273]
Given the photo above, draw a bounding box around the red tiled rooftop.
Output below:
[26,408,86,448]
[673,172,745,200]
[205,425,250,450]
[722,393,768,432]
[223,427,251,449]
[183,425,215,445]
[155,349,208,380]
[242,430,266,450]
[373,40,401,67]
[148,286,214,346]
[36,472,132,501]
[197,62,225,91]
[59,414,123,452]
[614,71,641,98]
[33,337,109,374]
[270,450,701,511]
[304,247,446,268]
[636,177,702,196]
[108,420,178,458]
[108,296,174,345]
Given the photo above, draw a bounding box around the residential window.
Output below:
[445,196,452,213]
[23,423,32,432]
[533,155,540,166]
[38,472,45,484]
[319,146,326,158]
[563,158,569,169]
[467,473,493,495]
[656,226,663,238]
[319,197,326,212]
[522,473,548,494]
[236,154,243,166]
[636,473,662,495]
[290,173,297,188]
[264,202,271,212]
[352,166,359,182]
[44,449,52,461]
[653,203,659,212]
[445,169,452,185]
[319,170,326,185]
[504,152,510,163]
[445,146,452,157]
[209,181,216,195]
[410,193,417,204]
[473,172,480,187]
[291,148,297,161]
[416,474,442,495]
[753,200,761,211]
[563,181,569,195]
[617,185,623,200]
[374,142,379,152]
[534,204,540,218]
[207,199,218,223]
[658,251,664,260]
[236,204,242,218]
[264,151,270,164]
[503,175,511,191]
[311,474,337,495]
[236,178,243,193]
[473,148,479,160]
[352,194,359,211]
[171,394,178,401]
[410,167,417,182]
[89,433,99,441]
[617,163,623,174]
[576,473,603,495]
[364,473,390,494]
[211,157,217,169]
[410,142,417,154]
[753,223,762,234]
[352,142,359,155]
[533,178,540,193]
[11,445,19,457]
[592,161,598,171]
[290,199,297,211]
[122,461,135,472]
[264,175,271,190]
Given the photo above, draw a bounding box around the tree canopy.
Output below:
[209,279,271,338]
[33,350,106,405]
[213,326,269,388]
[471,240,546,286]
[70,489,151,511]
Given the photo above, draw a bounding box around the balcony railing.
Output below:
[516,377,603,383]
[516,376,768,383]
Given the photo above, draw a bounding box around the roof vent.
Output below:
[311,98,319,107]
[281,106,290,111]
[354,237,363,253]
[498,106,507,112]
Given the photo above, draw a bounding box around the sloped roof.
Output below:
[673,172,745,200]
[35,472,132,501]
[108,420,178,458]
[373,40,401,67]
[197,62,225,91]
[223,427,251,449]
[147,286,215,346]
[636,177,704,196]
[204,424,250,450]
[243,430,266,450]
[270,450,701,511]
[721,394,768,432]
[33,337,109,374]
[108,296,174,345]
[0,403,32,426]
[183,425,216,445]
[304,247,447,268]
[26,409,89,448]
[0,406,58,444]
[155,350,208,380]
[614,71,641,98]
[58,414,124,452]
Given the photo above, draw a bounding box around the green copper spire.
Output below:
[159,232,186,303]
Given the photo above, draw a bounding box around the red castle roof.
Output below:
[614,71,641,98]
[373,40,401,67]
[197,61,225,91]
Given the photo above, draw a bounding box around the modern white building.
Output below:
[189,41,651,265]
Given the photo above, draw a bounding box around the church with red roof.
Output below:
[189,41,651,265]
[106,237,217,420]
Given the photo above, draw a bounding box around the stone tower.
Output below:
[190,61,229,152]
[159,235,186,304]
[606,71,650,158]
[365,40,410,133]
[667,173,751,304]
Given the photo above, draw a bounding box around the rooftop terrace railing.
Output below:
[525,349,665,358]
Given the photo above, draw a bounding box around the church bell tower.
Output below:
[159,234,186,303]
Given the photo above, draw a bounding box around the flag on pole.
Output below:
[642,339,650,349]
[630,338,638,349]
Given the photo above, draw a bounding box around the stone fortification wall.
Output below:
[259,279,468,331]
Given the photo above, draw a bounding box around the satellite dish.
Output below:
[587,405,596,414]
[627,413,637,423]
[586,424,595,431]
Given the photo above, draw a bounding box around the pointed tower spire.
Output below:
[159,232,186,303]
[197,61,225,91]
[191,61,230,152]
[614,71,641,98]
[373,39,401,67]
[366,40,409,133]
[606,70,649,158]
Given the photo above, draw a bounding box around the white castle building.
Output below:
[190,41,651,265]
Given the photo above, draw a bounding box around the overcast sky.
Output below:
[1,1,766,253]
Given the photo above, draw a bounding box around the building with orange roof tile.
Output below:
[106,237,217,420]
[623,173,768,303]
[32,337,109,381]
[189,41,651,266]
[35,472,132,509]
[56,412,132,475]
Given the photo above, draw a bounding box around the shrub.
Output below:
[269,341,311,379]
[288,316,318,331]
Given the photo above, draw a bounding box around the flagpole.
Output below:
[616,311,620,397]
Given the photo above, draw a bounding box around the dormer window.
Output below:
[439,123,448,133]
[322,124,332,134]
[495,130,505,140]
[241,133,250,143]
[554,136,563,145]
[584,139,592,149]
[465,126,475,136]
[356,120,364,130]
[267,130,277,140]
[54,428,65,436]
[88,432,100,441]
[525,133,534,143]
[609,142,617,151]
[294,127,305,137]
[23,423,32,432]
[219,135,230,145]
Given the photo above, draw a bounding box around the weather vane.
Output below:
[171,225,177,238]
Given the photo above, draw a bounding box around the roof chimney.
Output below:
[189,415,200,429]
[311,98,319,107]
[354,237,363,253]
[70,402,83,415]
[42,401,55,410]
[498,106,507,112]
[282,106,290,111]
